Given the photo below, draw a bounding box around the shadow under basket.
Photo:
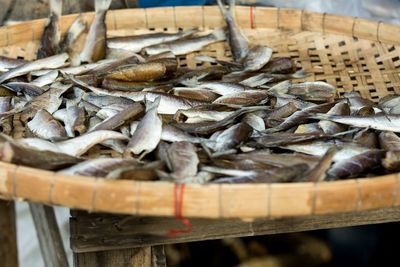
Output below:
[1,6,400,220]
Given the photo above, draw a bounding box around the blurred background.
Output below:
[7,0,400,266]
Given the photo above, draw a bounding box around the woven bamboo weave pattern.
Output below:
[0,6,399,219]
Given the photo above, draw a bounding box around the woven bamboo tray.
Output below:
[0,6,400,220]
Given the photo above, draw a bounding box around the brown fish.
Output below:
[37,0,62,59]
[27,109,67,141]
[165,141,199,181]
[305,147,337,182]
[80,0,112,62]
[0,134,82,170]
[327,150,385,179]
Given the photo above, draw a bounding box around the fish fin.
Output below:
[49,0,62,17]
[291,69,308,79]
[210,28,226,41]
[67,15,86,40]
[95,0,112,13]
[228,0,236,19]
[216,0,230,18]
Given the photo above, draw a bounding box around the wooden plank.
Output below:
[73,247,151,267]
[71,207,400,253]
[0,200,18,267]
[29,203,69,267]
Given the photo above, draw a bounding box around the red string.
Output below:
[167,183,193,237]
[250,6,255,29]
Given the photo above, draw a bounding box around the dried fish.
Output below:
[305,147,336,182]
[107,28,198,52]
[312,113,400,132]
[0,56,27,72]
[172,87,220,102]
[4,82,45,97]
[264,101,297,128]
[59,158,139,177]
[211,164,309,184]
[0,134,82,170]
[255,132,326,147]
[143,29,226,56]
[0,53,68,84]
[318,101,350,135]
[213,90,269,105]
[65,105,86,137]
[58,15,86,53]
[173,106,268,135]
[242,45,273,72]
[104,61,168,82]
[19,130,128,157]
[288,81,336,102]
[89,103,144,131]
[27,109,67,141]
[37,0,62,59]
[216,0,249,61]
[379,131,400,151]
[165,141,199,181]
[211,122,253,152]
[327,150,385,179]
[80,0,112,63]
[124,97,162,157]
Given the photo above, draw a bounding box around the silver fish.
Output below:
[212,122,252,152]
[199,81,247,95]
[242,45,273,72]
[20,82,71,123]
[143,29,226,56]
[0,134,82,170]
[59,158,139,177]
[327,150,385,179]
[0,53,68,83]
[4,82,45,97]
[318,101,350,135]
[31,70,59,87]
[282,140,370,162]
[80,0,112,63]
[37,0,62,59]
[216,0,249,61]
[161,124,203,143]
[89,103,144,132]
[18,130,128,157]
[27,109,67,141]
[165,141,199,181]
[65,105,86,137]
[0,56,27,72]
[59,15,86,53]
[124,97,162,158]
[107,28,198,52]
[313,113,400,132]
[213,90,269,105]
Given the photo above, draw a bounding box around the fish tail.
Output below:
[68,15,86,39]
[210,28,226,41]
[49,0,62,17]
[291,69,308,79]
[216,0,231,19]
[95,0,112,13]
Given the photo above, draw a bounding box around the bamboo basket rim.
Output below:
[1,6,400,219]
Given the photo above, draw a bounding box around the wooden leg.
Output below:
[73,247,152,267]
[0,200,18,267]
[29,203,69,267]
[151,246,167,267]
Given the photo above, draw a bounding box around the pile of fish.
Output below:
[0,0,398,184]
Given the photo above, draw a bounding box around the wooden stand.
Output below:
[0,200,18,267]
[70,207,400,266]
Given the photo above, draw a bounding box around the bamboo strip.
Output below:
[0,162,400,219]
